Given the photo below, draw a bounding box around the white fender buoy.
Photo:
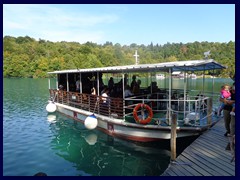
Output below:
[46,102,57,113]
[47,114,56,123]
[84,114,98,130]
[84,133,98,145]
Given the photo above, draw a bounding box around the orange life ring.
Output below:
[133,103,153,125]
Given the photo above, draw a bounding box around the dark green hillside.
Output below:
[3,36,235,78]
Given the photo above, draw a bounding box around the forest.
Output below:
[3,35,235,78]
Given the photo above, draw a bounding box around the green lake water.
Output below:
[3,78,233,176]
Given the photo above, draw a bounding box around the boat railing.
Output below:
[124,92,213,126]
[49,89,214,126]
[49,89,124,119]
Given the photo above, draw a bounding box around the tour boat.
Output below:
[46,59,226,142]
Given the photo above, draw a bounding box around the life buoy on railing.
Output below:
[133,103,153,125]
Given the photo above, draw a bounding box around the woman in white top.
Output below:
[101,88,109,104]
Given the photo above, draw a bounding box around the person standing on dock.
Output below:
[218,84,231,116]
[221,82,235,137]
[223,83,235,136]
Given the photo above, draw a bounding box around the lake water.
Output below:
[3,78,233,176]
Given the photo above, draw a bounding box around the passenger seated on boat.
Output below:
[90,87,97,111]
[124,73,128,86]
[100,88,110,115]
[57,85,65,97]
[132,79,141,94]
[75,79,80,92]
[147,82,159,94]
[130,75,137,91]
[124,85,134,107]
[124,85,134,98]
[58,84,64,90]
[102,88,109,103]
[91,87,96,95]
[109,85,117,97]
[108,77,114,92]
[109,83,123,98]
[116,79,125,93]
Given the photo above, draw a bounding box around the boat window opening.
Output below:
[58,74,67,91]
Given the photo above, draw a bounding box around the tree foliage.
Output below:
[3,36,235,78]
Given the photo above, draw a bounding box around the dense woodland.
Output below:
[3,36,235,78]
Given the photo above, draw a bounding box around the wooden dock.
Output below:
[162,118,235,176]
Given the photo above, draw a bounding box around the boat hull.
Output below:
[55,102,205,142]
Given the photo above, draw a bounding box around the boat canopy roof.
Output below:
[48,59,226,74]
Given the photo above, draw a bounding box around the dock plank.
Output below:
[162,118,235,176]
[177,155,211,176]
[181,149,224,176]
[181,146,231,176]
[193,140,234,166]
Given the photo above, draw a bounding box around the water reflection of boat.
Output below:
[47,114,57,123]
[84,133,98,145]
[47,59,226,142]
[49,115,171,176]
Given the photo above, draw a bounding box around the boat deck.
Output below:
[161,118,235,176]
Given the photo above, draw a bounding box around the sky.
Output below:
[3,4,235,46]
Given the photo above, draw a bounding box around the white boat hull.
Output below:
[55,102,205,142]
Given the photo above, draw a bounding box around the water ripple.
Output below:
[3,79,174,176]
